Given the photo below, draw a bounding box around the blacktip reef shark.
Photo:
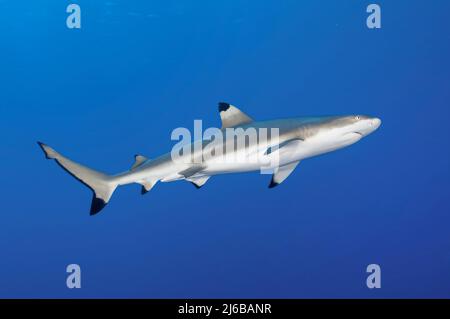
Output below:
[38,102,381,215]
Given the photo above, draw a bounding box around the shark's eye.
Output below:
[355,115,360,120]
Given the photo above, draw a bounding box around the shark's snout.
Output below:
[361,117,381,136]
[371,117,381,129]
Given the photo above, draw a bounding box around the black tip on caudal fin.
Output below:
[37,141,56,159]
[90,196,107,215]
[37,141,46,154]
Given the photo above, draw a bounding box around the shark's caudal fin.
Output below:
[37,142,118,215]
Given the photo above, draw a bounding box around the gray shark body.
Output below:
[38,102,381,215]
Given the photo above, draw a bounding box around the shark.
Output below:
[38,102,381,215]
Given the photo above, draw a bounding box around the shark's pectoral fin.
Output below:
[187,175,210,189]
[218,102,253,128]
[269,161,301,188]
[131,154,149,170]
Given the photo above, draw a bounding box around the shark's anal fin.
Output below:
[131,155,149,170]
[269,161,301,188]
[187,175,210,189]
[218,102,253,128]
[139,180,157,194]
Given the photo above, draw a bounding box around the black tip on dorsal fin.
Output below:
[131,154,148,170]
[141,186,149,195]
[218,102,231,112]
[90,196,107,215]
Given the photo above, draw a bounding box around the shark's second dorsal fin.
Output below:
[131,154,148,170]
[218,102,253,129]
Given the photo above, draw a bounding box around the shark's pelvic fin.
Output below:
[187,175,210,189]
[269,161,301,188]
[218,102,253,128]
[131,154,148,170]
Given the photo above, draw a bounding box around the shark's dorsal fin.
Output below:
[218,102,253,129]
[269,161,301,188]
[131,154,148,170]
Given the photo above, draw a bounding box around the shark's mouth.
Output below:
[343,131,364,140]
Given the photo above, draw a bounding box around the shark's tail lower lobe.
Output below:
[37,142,118,215]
